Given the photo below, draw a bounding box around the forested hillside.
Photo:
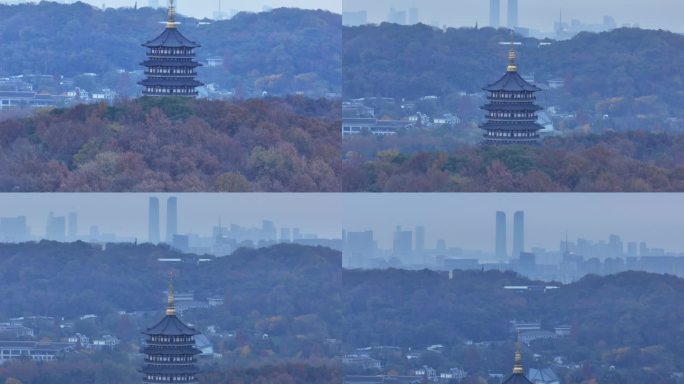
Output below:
[342,268,684,383]
[0,2,341,96]
[342,131,684,192]
[344,25,684,121]
[0,242,341,384]
[0,96,341,192]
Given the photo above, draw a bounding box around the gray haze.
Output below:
[0,0,341,17]
[343,0,684,33]
[0,193,343,240]
[342,194,684,253]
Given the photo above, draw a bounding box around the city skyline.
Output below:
[342,194,684,253]
[0,194,343,241]
[0,0,341,18]
[342,0,684,34]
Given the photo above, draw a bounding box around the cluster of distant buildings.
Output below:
[343,210,684,282]
[344,1,630,40]
[0,196,342,256]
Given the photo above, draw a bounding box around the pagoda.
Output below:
[480,36,543,144]
[139,0,203,97]
[140,279,201,384]
[501,340,534,384]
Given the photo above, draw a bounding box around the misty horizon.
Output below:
[343,0,684,34]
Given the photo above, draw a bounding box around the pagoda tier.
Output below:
[141,280,201,384]
[480,40,543,145]
[139,0,203,97]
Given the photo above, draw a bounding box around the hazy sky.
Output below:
[3,194,684,253]
[0,0,341,18]
[342,194,684,253]
[0,194,343,239]
[343,0,684,33]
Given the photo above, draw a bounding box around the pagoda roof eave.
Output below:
[143,27,201,48]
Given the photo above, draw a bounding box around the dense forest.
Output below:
[2,242,684,383]
[341,131,684,192]
[344,25,684,121]
[342,268,684,383]
[0,2,341,96]
[0,96,341,192]
[0,242,341,383]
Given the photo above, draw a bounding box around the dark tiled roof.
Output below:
[484,71,541,92]
[502,373,534,384]
[143,315,199,336]
[143,27,200,48]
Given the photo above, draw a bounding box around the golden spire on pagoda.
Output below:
[513,332,524,374]
[166,0,177,29]
[166,273,176,316]
[507,31,518,72]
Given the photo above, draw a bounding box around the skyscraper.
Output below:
[489,0,501,28]
[149,197,160,244]
[67,212,78,240]
[166,197,178,243]
[393,226,413,257]
[408,7,419,25]
[387,7,406,25]
[496,211,507,259]
[507,0,518,29]
[415,226,425,252]
[46,213,66,242]
[512,211,524,257]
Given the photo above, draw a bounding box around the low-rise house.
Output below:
[0,341,74,362]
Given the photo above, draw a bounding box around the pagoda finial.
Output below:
[166,272,176,316]
[513,331,524,374]
[507,31,518,72]
[166,0,177,29]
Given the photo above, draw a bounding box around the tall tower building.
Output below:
[166,197,178,243]
[501,340,534,384]
[149,197,160,244]
[512,211,524,257]
[393,226,413,257]
[139,0,203,97]
[408,7,419,25]
[46,213,66,242]
[496,211,507,259]
[415,226,425,252]
[480,38,543,144]
[507,0,519,29]
[489,0,501,28]
[67,212,78,240]
[141,279,201,384]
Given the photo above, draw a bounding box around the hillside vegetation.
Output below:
[0,2,341,96]
[0,97,341,192]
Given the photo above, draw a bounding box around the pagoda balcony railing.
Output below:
[143,342,196,348]
[143,91,199,97]
[486,96,536,102]
[147,52,196,58]
[486,116,538,121]
[144,71,198,77]
[142,378,198,383]
[144,360,198,365]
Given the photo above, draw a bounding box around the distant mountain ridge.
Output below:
[0,2,341,95]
